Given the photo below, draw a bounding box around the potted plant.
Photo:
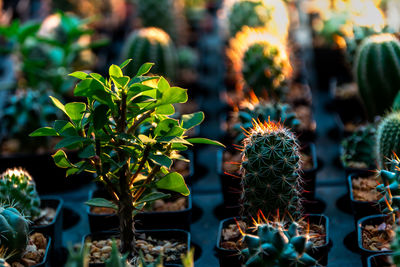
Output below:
[30,59,223,265]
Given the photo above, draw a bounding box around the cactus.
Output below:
[137,0,188,45]
[227,26,292,99]
[240,120,302,220]
[0,259,10,267]
[354,33,400,119]
[234,101,300,143]
[376,155,400,214]
[340,124,376,168]
[0,205,29,262]
[241,222,317,267]
[0,168,41,219]
[376,111,400,169]
[121,28,178,81]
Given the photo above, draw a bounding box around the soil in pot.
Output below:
[351,175,381,202]
[362,220,395,252]
[9,233,48,267]
[32,207,56,226]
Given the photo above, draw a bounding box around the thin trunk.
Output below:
[118,193,135,254]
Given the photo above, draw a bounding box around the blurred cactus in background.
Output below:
[376,111,400,169]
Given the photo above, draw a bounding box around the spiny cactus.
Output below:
[227,26,291,99]
[376,111,400,169]
[137,0,188,45]
[121,27,178,81]
[241,222,317,267]
[354,33,400,119]
[0,168,40,219]
[376,155,400,214]
[340,124,376,169]
[234,101,300,143]
[0,205,29,262]
[240,120,302,221]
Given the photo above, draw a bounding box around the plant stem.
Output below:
[129,145,151,187]
[127,109,154,134]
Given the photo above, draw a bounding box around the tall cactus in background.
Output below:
[354,33,400,119]
[240,120,302,220]
[121,27,178,81]
[376,111,400,169]
[0,168,41,219]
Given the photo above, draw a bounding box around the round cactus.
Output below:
[240,120,302,220]
[0,205,29,262]
[0,168,41,219]
[376,111,400,169]
[354,33,400,119]
[120,27,178,81]
[241,222,317,267]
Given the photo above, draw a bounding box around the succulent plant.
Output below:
[354,33,400,119]
[340,124,376,169]
[0,205,29,262]
[241,222,317,267]
[234,101,300,143]
[0,168,41,219]
[121,28,178,81]
[376,111,400,169]
[240,120,302,221]
[106,241,130,267]
[376,155,400,214]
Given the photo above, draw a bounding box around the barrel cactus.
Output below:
[0,168,41,219]
[0,205,29,262]
[240,120,302,220]
[340,124,376,169]
[121,27,178,81]
[354,33,400,119]
[376,111,400,169]
[241,222,317,267]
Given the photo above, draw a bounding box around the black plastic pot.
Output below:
[348,172,381,225]
[367,252,393,267]
[0,151,93,194]
[31,235,51,267]
[215,214,330,267]
[301,143,318,201]
[87,189,192,233]
[83,230,191,267]
[357,214,392,267]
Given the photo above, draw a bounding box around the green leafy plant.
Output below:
[376,111,400,169]
[30,59,223,255]
[241,222,317,267]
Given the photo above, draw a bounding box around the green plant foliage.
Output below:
[354,33,400,119]
[0,168,41,219]
[376,111,400,169]
[241,222,317,267]
[31,59,223,254]
[340,124,376,168]
[240,120,302,221]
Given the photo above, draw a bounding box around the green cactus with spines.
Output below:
[0,205,30,262]
[240,120,303,221]
[234,102,300,143]
[354,33,400,119]
[241,222,318,267]
[376,156,400,214]
[120,27,178,81]
[227,0,272,37]
[242,42,290,99]
[0,168,41,219]
[340,124,376,169]
[376,111,400,169]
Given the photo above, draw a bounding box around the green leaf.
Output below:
[119,59,132,69]
[86,198,118,210]
[136,62,154,76]
[109,64,123,78]
[54,120,78,136]
[52,150,73,168]
[49,96,67,114]
[149,154,173,168]
[30,127,59,137]
[156,172,190,196]
[78,144,96,158]
[112,76,130,88]
[157,77,170,92]
[155,104,175,115]
[66,168,80,177]
[55,136,90,149]
[186,138,225,147]
[69,71,88,80]
[139,134,157,144]
[93,104,109,130]
[157,136,192,146]
[135,191,170,205]
[65,102,86,125]
[181,112,204,130]
[154,119,179,137]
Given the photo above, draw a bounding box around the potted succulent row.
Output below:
[30,59,223,265]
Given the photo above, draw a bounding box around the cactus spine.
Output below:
[240,120,302,220]
[0,205,29,262]
[376,111,400,169]
[354,33,400,119]
[376,156,400,214]
[121,27,178,81]
[241,222,317,267]
[0,168,41,219]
